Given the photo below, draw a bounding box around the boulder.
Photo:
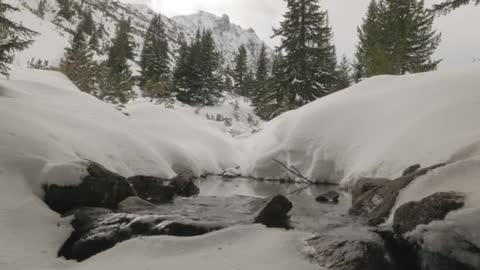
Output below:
[351,178,390,204]
[402,164,421,176]
[127,175,175,204]
[168,174,200,197]
[44,162,136,214]
[393,192,465,234]
[349,163,446,226]
[117,196,157,213]
[151,221,224,237]
[316,190,340,204]
[307,230,395,270]
[254,195,293,229]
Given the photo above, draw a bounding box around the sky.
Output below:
[126,0,480,70]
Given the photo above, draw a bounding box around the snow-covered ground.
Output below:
[242,63,480,187]
[2,63,480,269]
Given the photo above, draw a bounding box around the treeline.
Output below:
[1,0,477,119]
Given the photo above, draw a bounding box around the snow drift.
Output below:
[0,67,240,194]
[243,64,480,186]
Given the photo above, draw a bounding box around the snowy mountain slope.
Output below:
[173,11,274,68]
[6,0,272,70]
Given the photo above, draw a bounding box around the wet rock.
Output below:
[151,221,224,237]
[307,229,395,270]
[349,163,446,226]
[44,162,136,214]
[169,174,200,197]
[127,175,175,204]
[254,195,293,229]
[117,196,156,213]
[316,191,340,204]
[402,164,421,176]
[393,192,465,235]
[351,178,390,204]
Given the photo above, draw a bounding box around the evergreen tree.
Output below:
[37,0,47,19]
[60,26,96,94]
[0,1,37,76]
[79,9,94,36]
[434,0,479,14]
[172,30,223,106]
[273,0,338,109]
[57,0,74,21]
[335,55,352,90]
[355,0,441,79]
[233,45,248,95]
[140,14,170,99]
[255,43,269,83]
[101,19,135,104]
[198,29,223,105]
[253,53,286,120]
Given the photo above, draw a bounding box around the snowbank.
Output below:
[0,67,240,194]
[243,64,480,186]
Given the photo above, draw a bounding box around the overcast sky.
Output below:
[128,0,479,70]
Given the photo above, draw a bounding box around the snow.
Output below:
[242,64,480,186]
[0,67,241,190]
[0,67,317,269]
[70,225,318,270]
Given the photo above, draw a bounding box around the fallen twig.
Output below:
[272,159,314,196]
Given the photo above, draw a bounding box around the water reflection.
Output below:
[195,176,352,232]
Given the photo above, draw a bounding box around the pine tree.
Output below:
[198,29,223,105]
[255,43,269,83]
[37,0,47,19]
[172,30,223,106]
[57,0,74,21]
[434,0,479,14]
[140,14,170,99]
[355,0,441,79]
[335,55,352,90]
[60,26,96,94]
[233,45,248,95]
[101,19,135,104]
[254,53,286,120]
[273,0,338,109]
[0,2,37,77]
[79,9,94,36]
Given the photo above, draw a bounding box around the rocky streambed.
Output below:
[41,162,479,270]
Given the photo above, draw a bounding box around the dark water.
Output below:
[194,176,352,232]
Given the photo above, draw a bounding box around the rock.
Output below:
[349,163,446,226]
[127,176,175,204]
[151,221,224,237]
[222,167,241,178]
[168,174,200,197]
[254,195,293,229]
[117,196,156,213]
[402,164,421,176]
[351,178,390,204]
[316,190,340,204]
[44,162,136,214]
[307,229,395,270]
[393,192,465,234]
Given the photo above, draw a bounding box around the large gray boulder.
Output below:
[351,178,391,204]
[307,229,395,270]
[254,195,293,229]
[393,192,465,234]
[168,174,200,197]
[44,162,136,214]
[349,163,446,226]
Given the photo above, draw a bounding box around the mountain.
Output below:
[173,11,273,68]
[5,0,272,71]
